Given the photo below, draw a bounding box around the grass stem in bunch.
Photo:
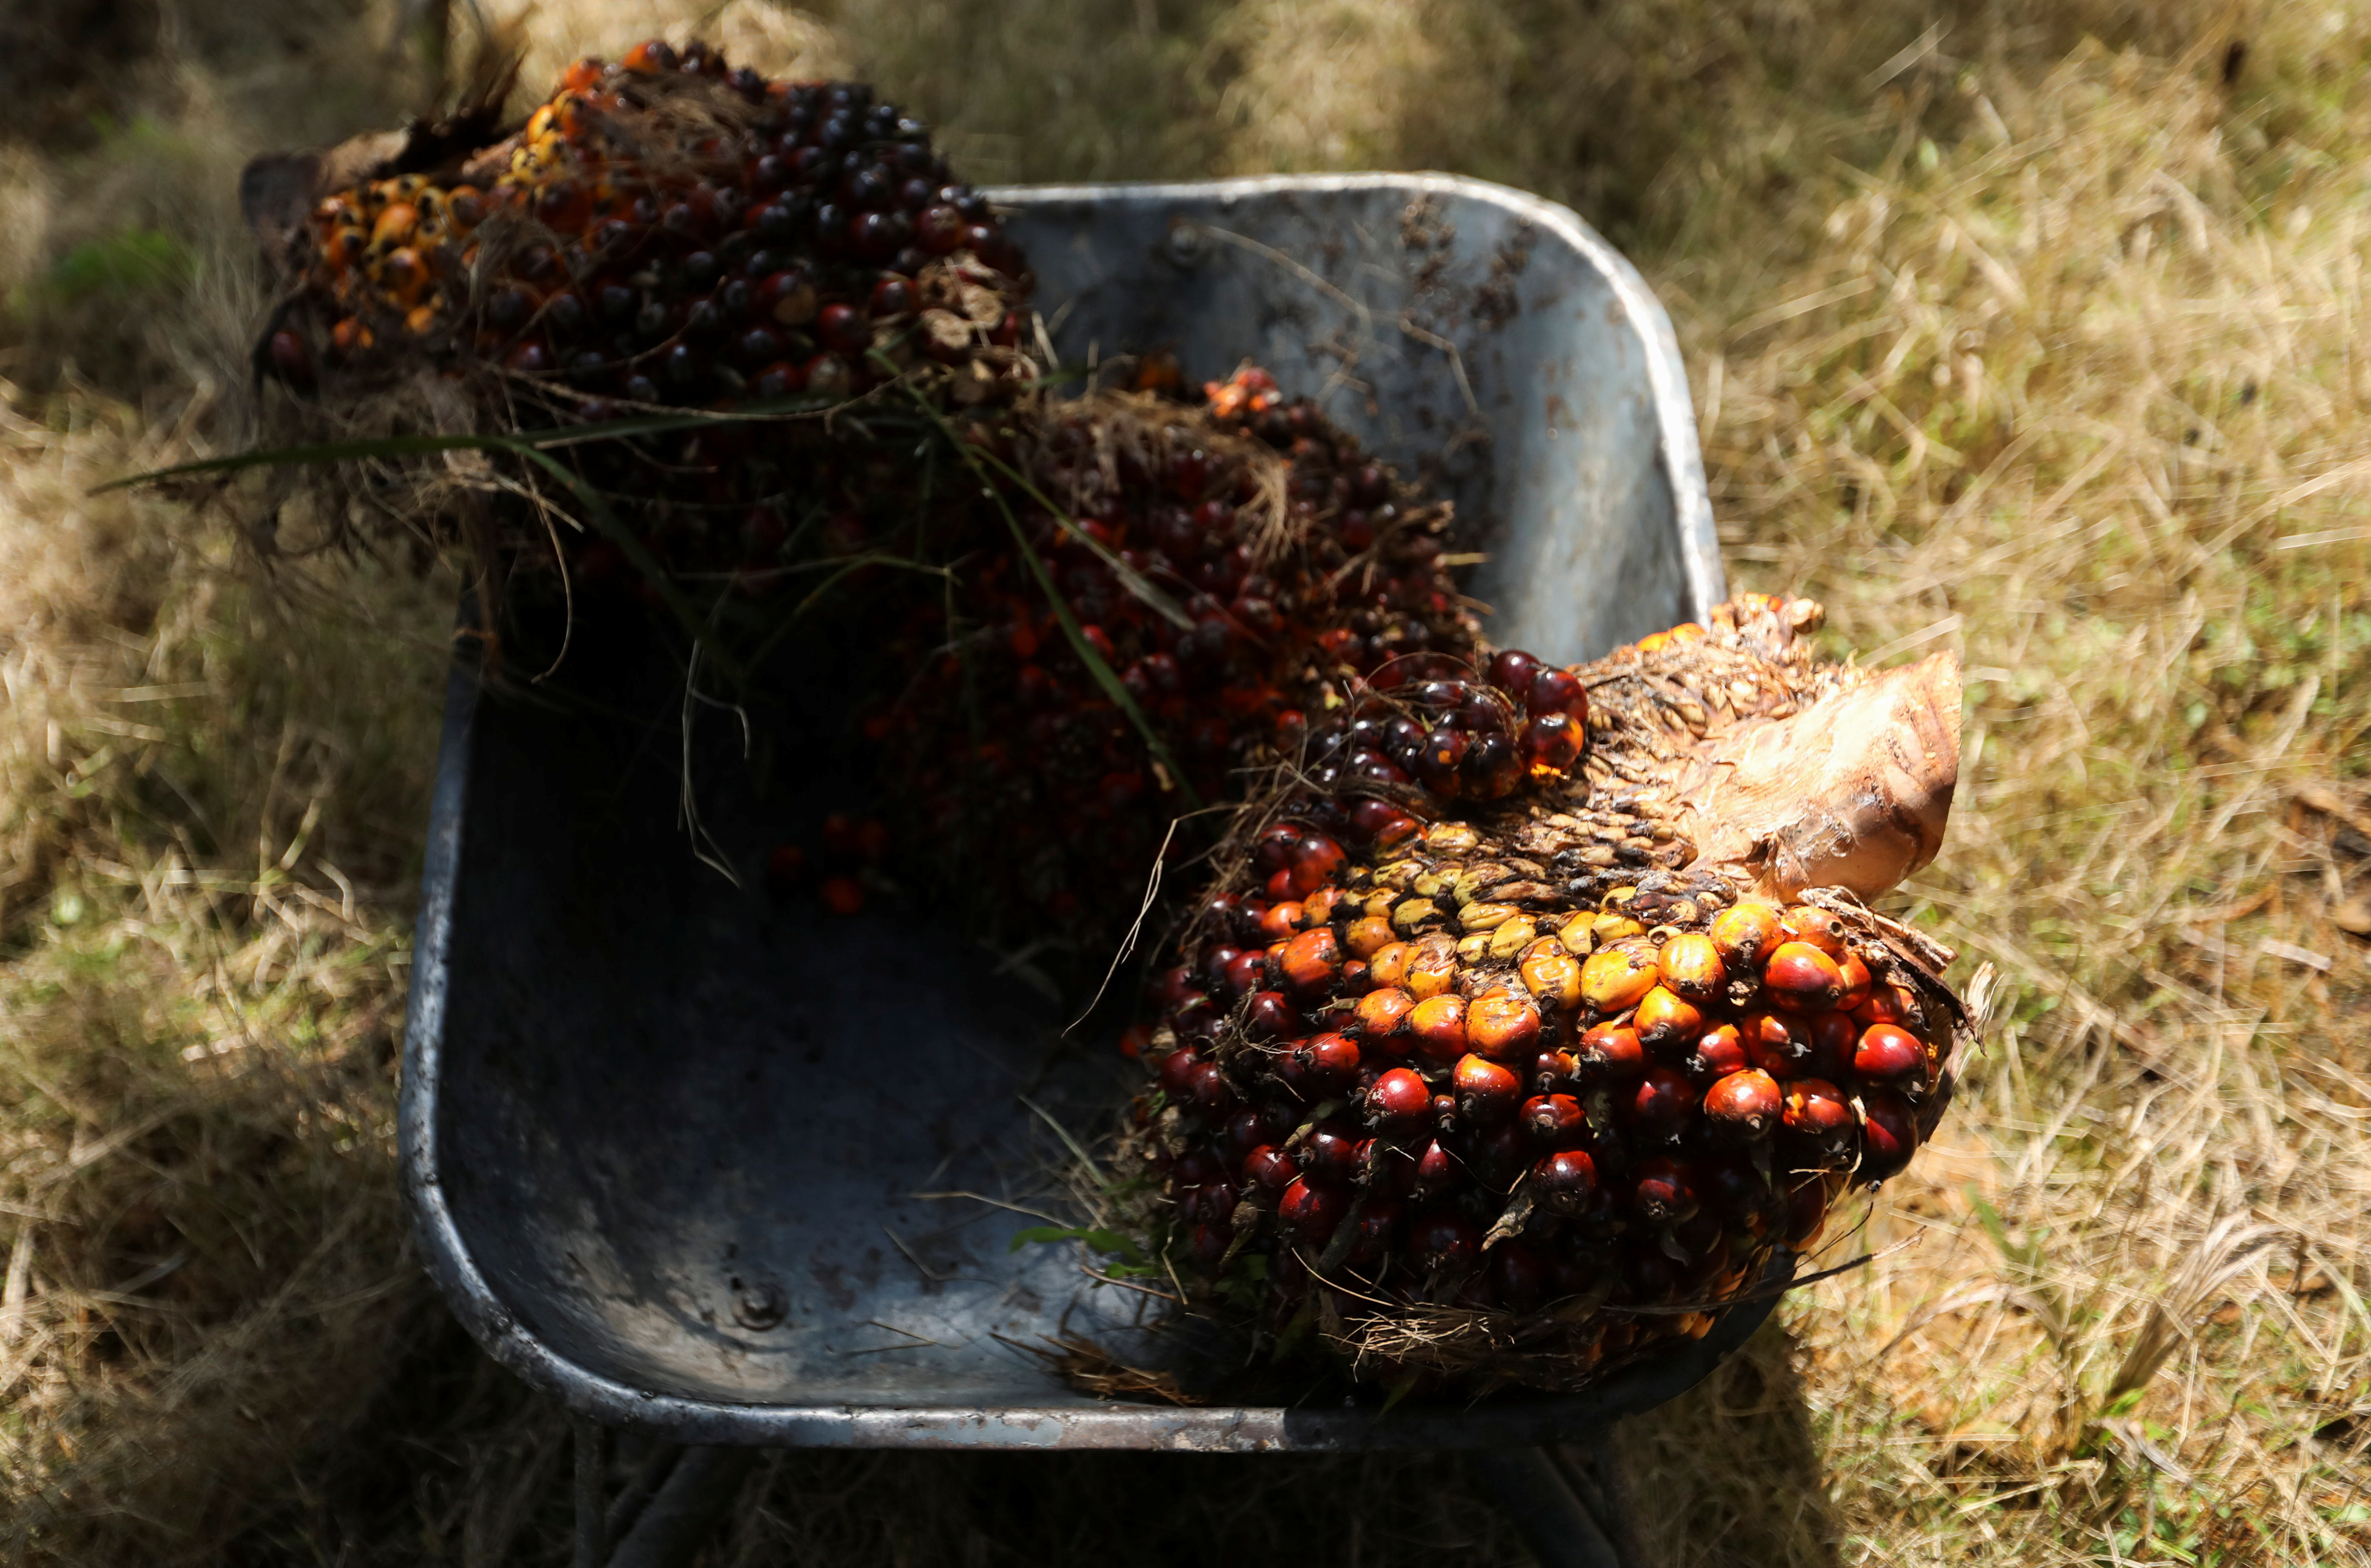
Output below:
[898,381,1203,811]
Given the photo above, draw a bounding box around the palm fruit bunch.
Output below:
[1124,594,1975,1393]
[244,41,1499,954]
[253,38,1035,588]
[853,363,1478,942]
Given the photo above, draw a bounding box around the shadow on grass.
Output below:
[163,1295,1833,1568]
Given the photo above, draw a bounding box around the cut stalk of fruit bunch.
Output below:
[1126,593,1982,1393]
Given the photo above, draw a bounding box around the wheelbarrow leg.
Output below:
[1468,1444,1633,1568]
[573,1421,612,1568]
[572,1424,761,1568]
[1553,1439,1649,1568]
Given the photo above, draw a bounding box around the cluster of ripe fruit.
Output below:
[858,367,1477,938]
[272,41,1037,590]
[1135,636,1953,1382]
[286,39,1021,388]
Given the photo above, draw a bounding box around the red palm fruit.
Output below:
[1258,901,1301,940]
[1488,648,1542,693]
[816,301,869,353]
[1703,1069,1782,1140]
[1518,944,1582,1011]
[1709,900,1783,970]
[1243,1145,1295,1193]
[1185,1061,1236,1116]
[1783,1171,1836,1248]
[1279,927,1342,994]
[1413,1138,1461,1196]
[1631,1156,1700,1224]
[1522,1093,1589,1148]
[1287,1032,1361,1095]
[1529,665,1588,723]
[1467,993,1542,1060]
[1223,1106,1267,1158]
[1356,986,1415,1039]
[1802,1009,1858,1078]
[1190,1221,1230,1270]
[621,37,678,72]
[1688,1022,1752,1081]
[1576,1022,1648,1081]
[1671,1209,1730,1286]
[1154,965,1199,1008]
[1656,933,1727,1005]
[1532,1047,1582,1095]
[1697,1156,1773,1227]
[1244,990,1296,1039]
[1288,834,1346,896]
[1762,942,1846,1012]
[1366,1142,1420,1196]
[1464,731,1525,798]
[1858,1090,1919,1179]
[1779,905,1850,957]
[1623,1246,1683,1305]
[1346,915,1397,958]
[1854,1022,1925,1084]
[1736,1011,1804,1080]
[1411,725,1468,795]
[820,875,865,914]
[1835,950,1874,1012]
[1522,711,1583,775]
[1279,1178,1348,1245]
[1173,1147,1223,1190]
[1339,958,1372,996]
[1545,1245,1604,1302]
[1473,1122,1533,1187]
[1580,944,1658,1013]
[1455,1053,1524,1122]
[1409,1209,1482,1275]
[1186,1180,1237,1224]
[1157,1046,1203,1098]
[1627,1066,1696,1132]
[1367,1067,1432,1130]
[1853,981,1916,1028]
[1780,1078,1857,1160]
[1491,1241,1549,1312]
[1632,985,1703,1049]
[1347,1197,1406,1267]
[1223,950,1264,1000]
[1533,1149,1599,1213]
[1297,1121,1361,1184]
[1408,994,1469,1063]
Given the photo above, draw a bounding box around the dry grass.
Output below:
[3,0,2368,1563]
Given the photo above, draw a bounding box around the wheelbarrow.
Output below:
[398,172,1767,1568]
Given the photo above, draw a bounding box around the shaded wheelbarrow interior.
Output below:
[399,175,1773,1503]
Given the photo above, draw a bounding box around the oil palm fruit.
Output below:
[257,41,1039,593]
[1129,593,1979,1392]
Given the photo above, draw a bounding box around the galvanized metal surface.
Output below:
[996,172,1723,664]
[399,174,1751,1451]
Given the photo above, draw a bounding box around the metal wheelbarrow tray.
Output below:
[399,173,1764,1453]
